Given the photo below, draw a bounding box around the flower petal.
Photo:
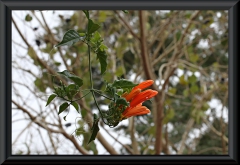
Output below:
[123,106,150,118]
[122,106,131,116]
[136,103,142,107]
[130,89,158,107]
[131,109,150,116]
[132,80,154,90]
[124,88,141,101]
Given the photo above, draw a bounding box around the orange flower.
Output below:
[122,106,150,118]
[124,88,141,101]
[120,80,158,120]
[132,80,154,91]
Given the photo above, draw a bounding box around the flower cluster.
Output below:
[120,80,158,120]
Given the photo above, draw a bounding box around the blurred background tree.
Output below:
[12,10,228,155]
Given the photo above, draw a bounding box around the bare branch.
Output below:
[12,121,33,146]
[177,118,195,154]
[12,17,31,47]
[37,128,50,154]
[201,117,228,143]
[196,147,226,155]
[129,117,140,154]
[115,11,140,41]
[101,123,134,154]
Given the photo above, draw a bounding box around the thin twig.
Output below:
[12,121,33,146]
[37,128,50,154]
[114,11,140,41]
[101,124,134,154]
[177,118,195,154]
[201,117,228,143]
[139,10,164,154]
[196,147,226,155]
[129,117,140,154]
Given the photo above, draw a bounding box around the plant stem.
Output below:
[88,45,94,89]
[72,91,91,102]
[93,90,114,101]
[87,43,108,125]
[91,90,105,118]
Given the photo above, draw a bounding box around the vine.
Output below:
[45,10,158,144]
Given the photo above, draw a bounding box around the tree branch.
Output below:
[129,117,140,154]
[101,123,134,154]
[115,11,140,41]
[12,99,90,155]
[139,10,164,155]
[177,118,195,154]
[202,117,228,143]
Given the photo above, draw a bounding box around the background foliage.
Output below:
[12,10,228,155]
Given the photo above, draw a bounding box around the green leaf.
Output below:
[55,30,85,47]
[190,85,199,93]
[88,141,98,154]
[105,84,116,97]
[80,109,87,118]
[179,75,188,85]
[99,11,107,22]
[54,62,61,66]
[96,51,107,75]
[57,70,83,87]
[99,44,108,51]
[71,101,79,113]
[188,75,197,84]
[183,89,189,97]
[58,102,69,115]
[93,114,98,122]
[88,118,100,144]
[163,108,175,124]
[66,84,79,100]
[116,97,129,107]
[27,47,37,60]
[79,33,86,37]
[91,31,101,44]
[34,78,46,92]
[54,86,67,98]
[63,116,67,121]
[122,10,129,14]
[189,54,199,63]
[202,103,210,111]
[25,14,32,22]
[46,94,57,106]
[115,66,125,77]
[88,19,100,34]
[168,88,177,95]
[83,10,89,19]
[112,79,138,89]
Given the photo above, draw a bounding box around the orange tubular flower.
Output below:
[120,80,158,120]
[132,80,154,91]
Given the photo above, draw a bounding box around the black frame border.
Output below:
[0,0,239,164]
